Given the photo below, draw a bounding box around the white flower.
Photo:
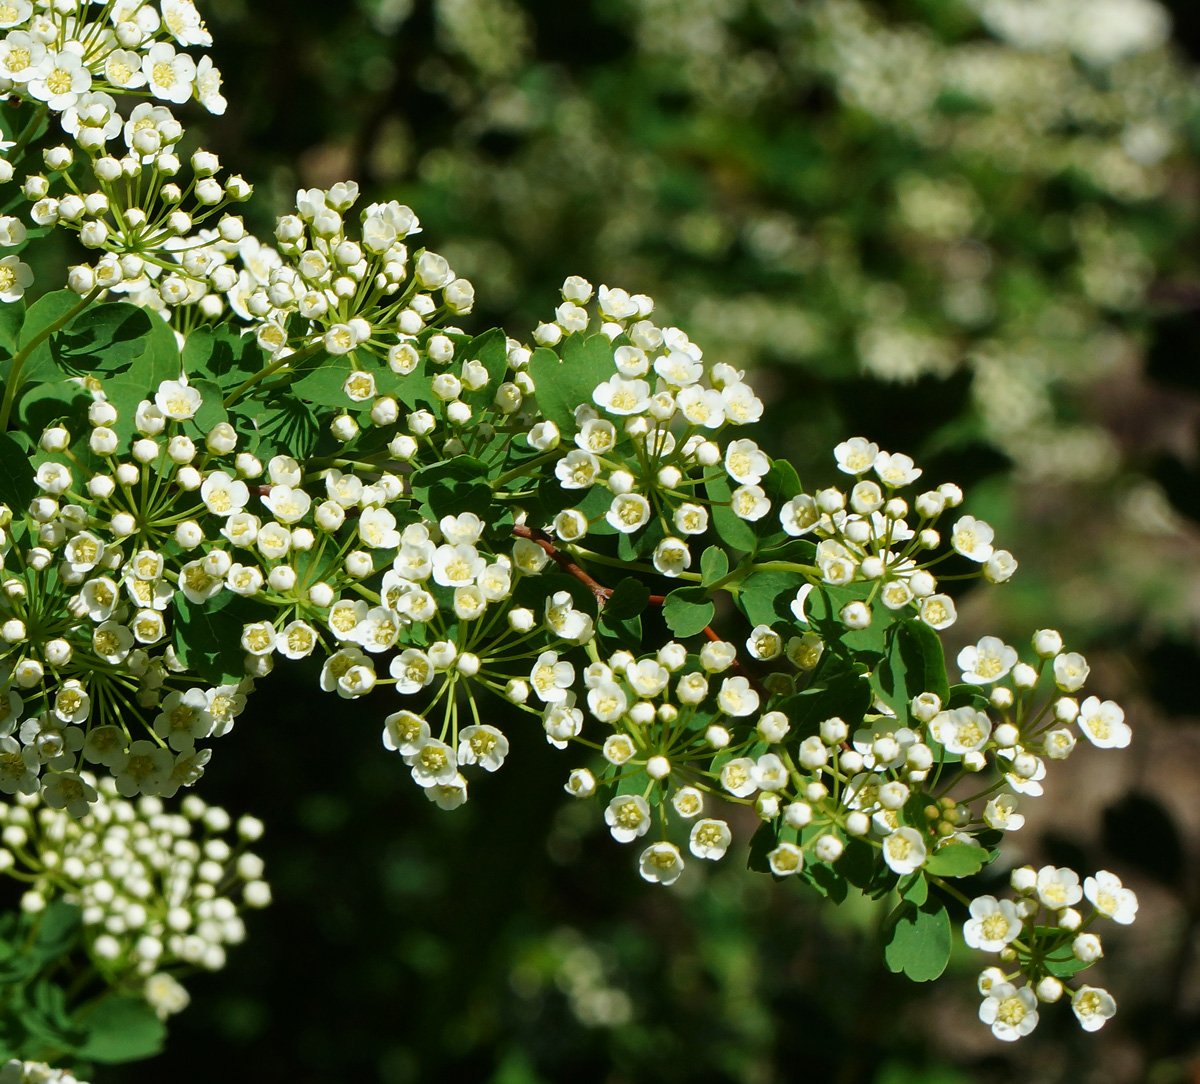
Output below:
[717,676,759,717]
[834,437,879,475]
[873,451,922,488]
[200,471,249,517]
[979,983,1039,1042]
[143,42,197,104]
[383,710,429,756]
[28,49,92,110]
[768,842,804,877]
[918,594,957,630]
[951,516,994,562]
[963,896,1022,952]
[408,737,458,787]
[594,376,650,416]
[881,827,927,874]
[607,493,651,533]
[457,725,509,772]
[1084,870,1138,924]
[586,682,628,723]
[752,753,788,791]
[390,649,435,695]
[531,651,575,704]
[555,449,600,490]
[605,795,651,843]
[719,757,757,798]
[983,793,1025,832]
[639,842,685,885]
[1071,986,1117,1032]
[957,636,1018,685]
[1077,696,1130,749]
[1036,866,1083,911]
[689,818,731,859]
[425,774,468,810]
[0,255,32,302]
[677,385,725,428]
[730,484,770,522]
[930,706,992,754]
[146,971,191,1020]
[724,439,769,484]
[721,382,763,425]
[746,625,783,661]
[652,537,691,577]
[163,0,213,46]
[1053,651,1090,691]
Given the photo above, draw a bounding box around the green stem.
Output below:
[0,286,103,431]
[7,103,48,162]
[222,341,323,409]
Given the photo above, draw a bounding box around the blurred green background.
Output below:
[83,0,1200,1079]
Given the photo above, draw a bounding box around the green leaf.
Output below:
[74,995,167,1063]
[182,324,261,389]
[924,843,989,878]
[873,619,950,718]
[804,582,896,657]
[662,585,714,637]
[805,861,849,904]
[410,456,492,520]
[172,591,268,685]
[51,301,155,376]
[746,820,779,874]
[737,567,807,628]
[899,873,929,906]
[461,327,509,407]
[1042,933,1091,978]
[884,897,952,982]
[772,671,873,738]
[186,377,227,437]
[0,297,24,354]
[704,473,758,554]
[30,902,81,963]
[289,351,355,407]
[125,313,181,388]
[18,291,80,352]
[16,377,92,438]
[0,432,34,510]
[700,545,729,586]
[528,334,614,429]
[604,577,651,621]
[947,684,989,712]
[235,392,319,461]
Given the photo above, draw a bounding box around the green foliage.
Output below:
[884,898,952,982]
[0,904,164,1064]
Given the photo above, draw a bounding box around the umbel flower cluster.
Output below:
[0,778,270,1020]
[0,0,1138,1058]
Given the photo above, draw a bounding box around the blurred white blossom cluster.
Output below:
[386,0,1194,487]
[0,1061,87,1084]
[0,777,269,1019]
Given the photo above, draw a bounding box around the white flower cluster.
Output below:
[0,1,224,117]
[246,184,475,360]
[970,0,1170,66]
[0,776,269,1018]
[781,436,1015,633]
[968,863,1138,1041]
[0,1061,88,1084]
[0,0,246,311]
[522,275,766,577]
[554,621,1129,894]
[1,403,266,804]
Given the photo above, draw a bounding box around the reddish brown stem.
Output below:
[511,525,767,696]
